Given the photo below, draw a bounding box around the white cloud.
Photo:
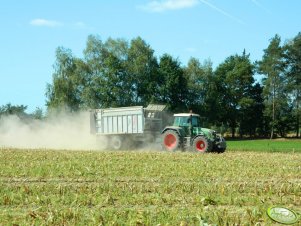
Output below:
[139,0,199,12]
[30,19,93,30]
[30,19,62,27]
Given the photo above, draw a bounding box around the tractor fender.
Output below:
[192,134,206,141]
[191,134,206,146]
[161,126,184,137]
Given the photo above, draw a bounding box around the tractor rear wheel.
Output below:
[193,136,212,153]
[162,130,181,151]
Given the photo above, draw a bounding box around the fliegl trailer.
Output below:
[90,104,167,150]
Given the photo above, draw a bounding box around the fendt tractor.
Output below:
[90,104,226,153]
[162,113,226,153]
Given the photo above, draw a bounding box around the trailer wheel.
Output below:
[162,130,181,151]
[193,136,212,153]
[111,136,123,150]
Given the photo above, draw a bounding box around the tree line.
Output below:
[0,104,43,119]
[2,33,300,138]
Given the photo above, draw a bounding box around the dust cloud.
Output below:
[0,111,101,150]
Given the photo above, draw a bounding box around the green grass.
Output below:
[0,142,301,225]
[227,139,301,152]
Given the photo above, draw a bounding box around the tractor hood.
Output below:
[194,127,216,140]
[162,126,219,141]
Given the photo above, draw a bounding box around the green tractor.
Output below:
[161,113,226,153]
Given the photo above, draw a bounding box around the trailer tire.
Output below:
[193,136,212,153]
[111,136,123,150]
[162,130,181,151]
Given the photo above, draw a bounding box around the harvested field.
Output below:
[0,142,301,225]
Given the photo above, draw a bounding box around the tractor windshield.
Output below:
[173,115,202,127]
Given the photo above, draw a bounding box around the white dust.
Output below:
[0,111,101,150]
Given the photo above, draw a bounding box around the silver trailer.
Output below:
[90,104,166,149]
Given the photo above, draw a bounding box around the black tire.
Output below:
[193,136,212,153]
[110,136,123,150]
[162,130,181,151]
[216,147,226,153]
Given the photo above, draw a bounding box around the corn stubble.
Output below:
[0,148,300,225]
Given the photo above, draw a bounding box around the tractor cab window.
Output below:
[173,115,202,127]
[174,116,190,127]
[174,116,185,126]
[191,116,201,127]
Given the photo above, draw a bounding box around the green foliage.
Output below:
[284,32,301,137]
[32,107,44,120]
[127,37,159,105]
[184,58,220,124]
[215,51,261,137]
[158,54,188,111]
[47,35,161,110]
[0,147,300,225]
[81,35,108,108]
[46,47,82,111]
[45,33,301,138]
[239,83,265,137]
[257,35,292,138]
[0,103,27,117]
[0,104,44,123]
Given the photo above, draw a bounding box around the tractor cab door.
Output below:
[191,116,201,127]
[191,116,203,136]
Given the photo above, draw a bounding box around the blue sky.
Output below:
[1,0,301,113]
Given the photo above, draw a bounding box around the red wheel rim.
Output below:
[196,140,206,152]
[164,134,177,150]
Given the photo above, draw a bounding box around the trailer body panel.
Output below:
[94,106,144,135]
[90,105,166,149]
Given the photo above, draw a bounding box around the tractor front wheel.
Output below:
[193,136,212,153]
[162,130,181,151]
[216,147,226,153]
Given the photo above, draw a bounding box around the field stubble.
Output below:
[0,148,301,225]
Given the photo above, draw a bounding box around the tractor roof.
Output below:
[174,113,200,117]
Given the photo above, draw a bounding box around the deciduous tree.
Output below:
[215,50,256,137]
[158,54,188,111]
[127,37,159,105]
[46,47,82,111]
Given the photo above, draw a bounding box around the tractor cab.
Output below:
[173,113,203,137]
[173,113,201,127]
